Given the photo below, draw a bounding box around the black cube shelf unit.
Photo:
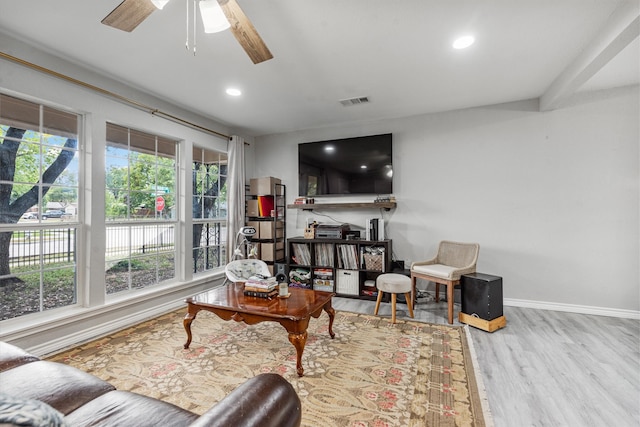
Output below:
[287,237,392,300]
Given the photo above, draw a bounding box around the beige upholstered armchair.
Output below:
[410,240,480,324]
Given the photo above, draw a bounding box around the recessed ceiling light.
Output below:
[453,35,475,49]
[324,145,335,153]
[226,88,242,96]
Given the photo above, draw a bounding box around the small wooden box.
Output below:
[261,241,285,261]
[249,177,282,196]
[260,220,284,239]
[246,221,260,238]
[246,200,260,217]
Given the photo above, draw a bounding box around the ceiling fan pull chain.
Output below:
[193,0,197,55]
[185,0,190,51]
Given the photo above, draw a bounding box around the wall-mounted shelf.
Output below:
[287,202,396,211]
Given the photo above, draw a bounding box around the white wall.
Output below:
[253,86,639,315]
[1,32,637,352]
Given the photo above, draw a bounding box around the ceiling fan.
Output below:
[101,0,273,64]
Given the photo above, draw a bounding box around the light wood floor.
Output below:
[332,296,640,427]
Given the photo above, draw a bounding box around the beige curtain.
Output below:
[226,136,245,263]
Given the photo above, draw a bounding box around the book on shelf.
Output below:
[313,267,333,277]
[313,268,334,288]
[361,289,378,297]
[291,243,311,265]
[312,279,335,287]
[257,195,275,217]
[314,243,334,266]
[336,244,359,270]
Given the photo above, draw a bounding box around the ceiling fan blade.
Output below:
[219,0,273,64]
[101,0,156,32]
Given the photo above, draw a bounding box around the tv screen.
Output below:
[298,133,392,197]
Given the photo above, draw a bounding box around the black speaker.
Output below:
[274,262,288,277]
[461,273,503,321]
[391,260,405,271]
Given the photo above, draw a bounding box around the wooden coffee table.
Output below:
[183,285,335,376]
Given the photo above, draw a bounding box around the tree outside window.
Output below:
[0,93,79,320]
[105,123,177,294]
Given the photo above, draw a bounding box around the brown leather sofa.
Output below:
[0,341,301,427]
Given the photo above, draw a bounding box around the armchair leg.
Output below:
[447,283,454,324]
[411,273,456,324]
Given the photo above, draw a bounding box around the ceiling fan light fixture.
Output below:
[199,0,231,33]
[151,0,170,10]
[453,35,475,49]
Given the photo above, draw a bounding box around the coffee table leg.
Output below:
[183,305,200,349]
[288,331,308,377]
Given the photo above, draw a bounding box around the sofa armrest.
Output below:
[0,342,40,372]
[188,373,301,427]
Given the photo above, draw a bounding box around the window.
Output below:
[105,123,178,294]
[0,93,80,320]
[0,93,229,323]
[192,147,227,273]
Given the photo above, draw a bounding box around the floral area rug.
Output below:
[48,309,491,427]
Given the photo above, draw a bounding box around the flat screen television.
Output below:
[298,133,392,197]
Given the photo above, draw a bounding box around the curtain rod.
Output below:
[0,51,230,140]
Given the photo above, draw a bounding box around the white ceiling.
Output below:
[0,0,638,137]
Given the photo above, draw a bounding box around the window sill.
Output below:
[0,270,225,355]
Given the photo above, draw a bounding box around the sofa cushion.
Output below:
[0,393,69,427]
[65,390,198,427]
[0,342,39,372]
[0,361,115,415]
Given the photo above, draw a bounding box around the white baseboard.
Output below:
[15,291,639,357]
[504,298,640,320]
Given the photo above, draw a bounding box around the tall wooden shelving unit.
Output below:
[245,180,286,275]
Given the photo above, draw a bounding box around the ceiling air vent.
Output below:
[339,96,370,106]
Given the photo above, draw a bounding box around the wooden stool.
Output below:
[374,273,414,323]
